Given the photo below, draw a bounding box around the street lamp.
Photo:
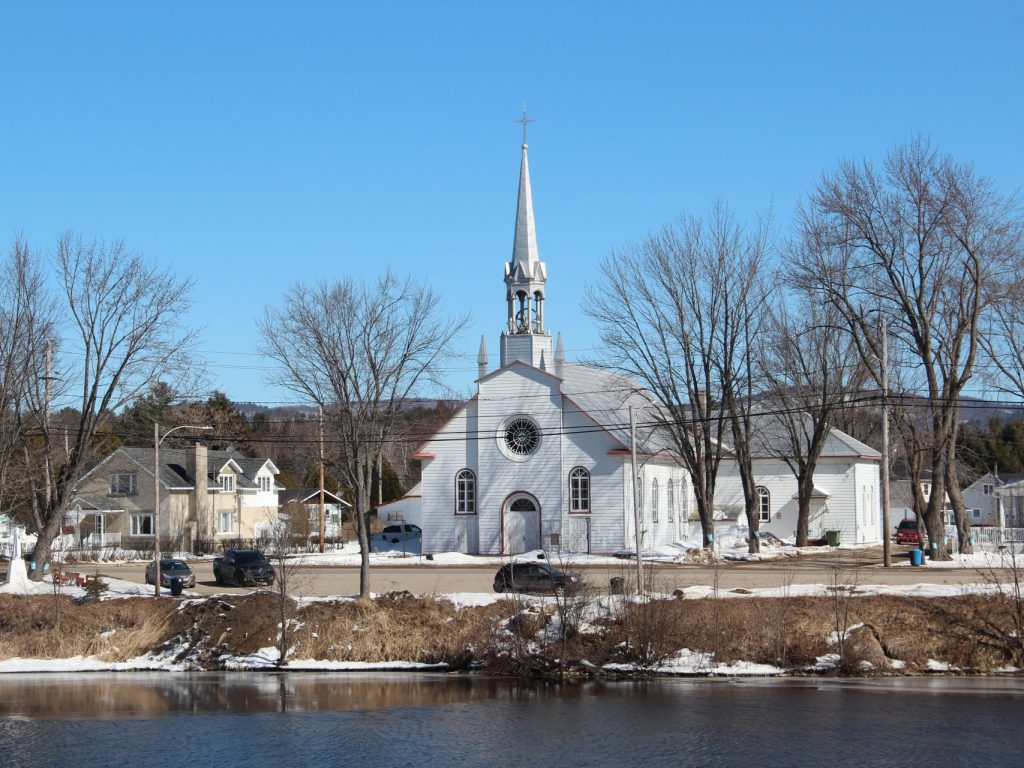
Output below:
[154,423,212,597]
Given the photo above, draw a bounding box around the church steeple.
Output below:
[501,111,553,370]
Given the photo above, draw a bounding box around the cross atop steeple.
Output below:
[516,104,534,146]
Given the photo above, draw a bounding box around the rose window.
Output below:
[503,417,540,456]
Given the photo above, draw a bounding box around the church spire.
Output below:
[500,111,553,370]
[504,107,547,337]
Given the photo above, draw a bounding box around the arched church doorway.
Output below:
[502,493,541,554]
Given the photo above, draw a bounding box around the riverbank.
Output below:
[1,584,1021,677]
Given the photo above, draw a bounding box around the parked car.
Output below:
[145,559,196,588]
[895,518,924,545]
[379,524,421,544]
[493,562,582,595]
[213,550,276,587]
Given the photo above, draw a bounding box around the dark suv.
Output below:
[213,550,276,587]
[493,562,581,595]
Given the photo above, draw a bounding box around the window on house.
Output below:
[972,508,981,519]
[109,473,137,495]
[258,476,272,493]
[218,510,234,534]
[219,475,234,492]
[651,478,660,523]
[569,467,590,513]
[922,483,931,497]
[983,484,994,496]
[667,479,675,523]
[456,469,476,514]
[756,486,770,523]
[130,513,153,536]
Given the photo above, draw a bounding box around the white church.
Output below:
[378,137,883,555]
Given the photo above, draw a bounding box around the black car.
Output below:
[213,549,276,587]
[493,562,581,595]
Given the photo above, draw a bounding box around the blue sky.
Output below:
[2,1,1022,405]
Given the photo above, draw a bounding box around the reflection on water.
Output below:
[0,674,1022,768]
[0,672,512,718]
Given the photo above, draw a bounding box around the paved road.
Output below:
[95,547,1006,597]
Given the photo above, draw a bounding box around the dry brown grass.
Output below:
[0,594,187,662]
[0,591,1020,674]
[297,592,506,665]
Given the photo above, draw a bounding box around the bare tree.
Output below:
[792,137,1020,558]
[0,240,55,521]
[259,509,310,667]
[261,270,465,598]
[23,232,197,578]
[759,289,870,545]
[587,205,771,550]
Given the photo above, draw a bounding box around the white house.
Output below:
[961,471,1023,527]
[402,135,882,555]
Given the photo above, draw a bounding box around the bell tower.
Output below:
[501,112,553,368]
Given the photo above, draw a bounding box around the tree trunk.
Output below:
[945,440,973,555]
[795,471,814,547]
[29,500,65,580]
[923,456,950,560]
[356,469,372,599]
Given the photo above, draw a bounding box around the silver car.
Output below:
[145,559,196,588]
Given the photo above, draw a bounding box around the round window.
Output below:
[502,416,540,457]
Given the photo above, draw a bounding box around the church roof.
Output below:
[559,363,662,451]
[560,364,879,461]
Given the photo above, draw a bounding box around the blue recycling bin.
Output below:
[910,549,923,567]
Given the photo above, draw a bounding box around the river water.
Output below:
[0,673,1021,767]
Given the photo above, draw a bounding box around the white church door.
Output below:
[566,517,591,553]
[503,494,541,554]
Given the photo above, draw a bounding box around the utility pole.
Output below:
[154,422,161,597]
[629,405,644,595]
[318,404,326,554]
[881,317,892,567]
[377,427,384,507]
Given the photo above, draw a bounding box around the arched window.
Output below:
[651,478,660,523]
[667,479,675,523]
[456,469,476,514]
[569,467,590,513]
[756,486,770,523]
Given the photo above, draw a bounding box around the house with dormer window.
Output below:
[69,443,283,551]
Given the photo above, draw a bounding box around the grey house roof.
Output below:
[87,446,279,490]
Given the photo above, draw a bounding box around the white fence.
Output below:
[969,527,1024,553]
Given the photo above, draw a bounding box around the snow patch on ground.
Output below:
[604,648,783,676]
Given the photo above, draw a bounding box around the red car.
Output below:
[895,518,923,545]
